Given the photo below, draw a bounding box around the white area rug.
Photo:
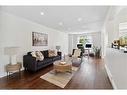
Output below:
[40,66,79,88]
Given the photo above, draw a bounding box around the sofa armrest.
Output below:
[57,51,62,56]
[23,55,37,71]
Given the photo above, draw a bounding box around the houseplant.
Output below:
[77,36,88,54]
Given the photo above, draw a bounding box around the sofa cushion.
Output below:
[41,50,49,58]
[49,55,61,61]
[37,58,52,67]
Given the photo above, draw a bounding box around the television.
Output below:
[85,43,92,48]
[77,44,83,48]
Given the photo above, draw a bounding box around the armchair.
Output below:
[69,49,82,58]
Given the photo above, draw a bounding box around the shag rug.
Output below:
[40,66,79,88]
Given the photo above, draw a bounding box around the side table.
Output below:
[6,62,22,76]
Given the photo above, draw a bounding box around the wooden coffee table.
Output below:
[53,60,72,73]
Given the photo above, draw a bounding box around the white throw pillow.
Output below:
[73,49,81,57]
[31,51,37,58]
[48,50,57,57]
[36,51,44,61]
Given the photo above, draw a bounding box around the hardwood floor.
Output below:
[0,57,113,89]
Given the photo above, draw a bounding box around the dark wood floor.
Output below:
[0,57,113,89]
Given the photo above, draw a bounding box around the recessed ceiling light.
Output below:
[40,12,44,15]
[59,22,63,26]
[78,18,82,21]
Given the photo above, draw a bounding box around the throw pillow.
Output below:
[48,50,57,57]
[73,49,81,57]
[36,51,44,61]
[31,51,37,58]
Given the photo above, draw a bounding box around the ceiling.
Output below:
[1,6,110,33]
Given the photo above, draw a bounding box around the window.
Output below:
[77,35,93,45]
[86,36,93,43]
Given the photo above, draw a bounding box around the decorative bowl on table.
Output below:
[60,61,66,65]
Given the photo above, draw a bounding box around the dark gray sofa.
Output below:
[23,50,61,72]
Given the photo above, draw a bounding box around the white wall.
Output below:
[105,48,127,89]
[68,34,73,54]
[100,7,124,58]
[68,34,78,54]
[54,32,68,55]
[103,7,127,89]
[91,32,101,47]
[105,7,127,46]
[0,11,68,77]
[100,7,112,58]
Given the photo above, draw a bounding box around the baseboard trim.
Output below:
[105,64,117,89]
[0,68,24,78]
[0,74,6,78]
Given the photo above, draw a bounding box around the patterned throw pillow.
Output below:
[48,50,57,57]
[36,51,44,61]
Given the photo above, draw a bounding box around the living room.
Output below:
[0,4,127,91]
[0,6,108,89]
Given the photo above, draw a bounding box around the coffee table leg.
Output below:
[54,70,58,74]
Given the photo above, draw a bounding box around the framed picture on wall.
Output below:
[32,32,48,46]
